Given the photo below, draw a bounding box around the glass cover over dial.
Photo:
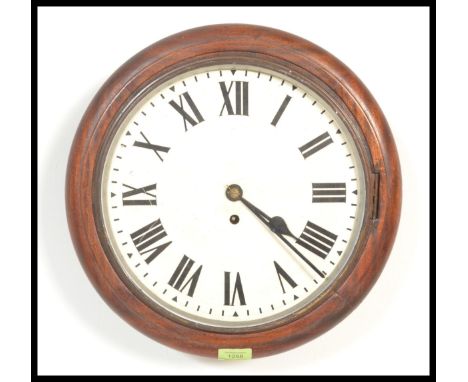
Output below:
[100,65,366,330]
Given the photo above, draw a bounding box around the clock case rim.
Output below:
[66,24,402,358]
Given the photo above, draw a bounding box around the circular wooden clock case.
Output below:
[66,24,401,358]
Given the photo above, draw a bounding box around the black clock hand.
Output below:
[241,197,325,279]
[239,197,297,239]
[226,184,325,279]
[226,185,296,238]
[270,230,325,279]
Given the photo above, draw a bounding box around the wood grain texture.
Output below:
[66,24,401,358]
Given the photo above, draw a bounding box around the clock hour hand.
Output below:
[239,197,297,239]
[226,184,296,238]
[226,184,325,278]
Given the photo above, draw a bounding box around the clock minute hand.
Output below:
[272,231,325,279]
[240,197,325,279]
[225,184,325,279]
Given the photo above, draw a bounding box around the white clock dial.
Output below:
[100,65,366,329]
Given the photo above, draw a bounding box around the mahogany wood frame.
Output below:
[66,24,401,358]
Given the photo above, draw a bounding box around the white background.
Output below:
[34,5,437,377]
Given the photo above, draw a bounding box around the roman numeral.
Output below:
[122,183,156,206]
[299,132,333,158]
[169,92,204,131]
[130,219,171,264]
[271,95,291,126]
[296,221,337,259]
[312,183,346,203]
[168,255,202,297]
[219,81,249,116]
[273,261,297,294]
[133,132,170,161]
[224,272,246,306]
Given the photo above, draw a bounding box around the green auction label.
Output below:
[218,348,252,360]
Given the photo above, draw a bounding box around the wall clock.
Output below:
[66,24,401,359]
